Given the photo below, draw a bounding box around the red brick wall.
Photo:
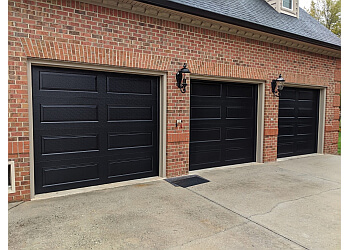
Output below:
[8,0,340,201]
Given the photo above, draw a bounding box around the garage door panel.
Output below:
[107,76,154,95]
[297,100,315,109]
[298,109,314,118]
[108,132,153,149]
[108,157,154,178]
[280,88,297,99]
[225,127,252,140]
[296,140,315,153]
[190,140,223,151]
[297,118,317,125]
[224,118,255,126]
[298,107,316,117]
[42,162,100,187]
[296,142,315,153]
[278,107,295,117]
[107,106,153,122]
[106,151,157,178]
[190,138,223,150]
[190,96,222,104]
[40,105,99,123]
[277,142,294,156]
[190,149,221,168]
[224,147,253,162]
[34,99,103,126]
[191,82,222,97]
[224,138,254,150]
[226,106,253,119]
[191,106,222,120]
[190,127,221,143]
[277,87,319,158]
[34,129,103,161]
[279,117,297,122]
[299,90,315,100]
[41,134,99,155]
[279,97,296,105]
[39,71,98,93]
[33,66,159,194]
[226,97,254,106]
[278,125,294,136]
[278,135,294,142]
[227,84,254,98]
[297,124,314,134]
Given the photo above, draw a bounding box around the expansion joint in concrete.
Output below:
[8,201,25,211]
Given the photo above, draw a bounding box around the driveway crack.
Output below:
[185,188,310,249]
[248,187,340,219]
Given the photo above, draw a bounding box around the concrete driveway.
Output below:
[8,154,340,249]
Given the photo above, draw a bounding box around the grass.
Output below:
[338,131,341,155]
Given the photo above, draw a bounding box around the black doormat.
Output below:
[165,175,210,188]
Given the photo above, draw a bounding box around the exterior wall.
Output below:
[8,0,340,202]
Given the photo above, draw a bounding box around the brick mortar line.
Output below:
[185,188,309,250]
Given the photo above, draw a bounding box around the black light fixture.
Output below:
[271,74,285,97]
[176,63,191,93]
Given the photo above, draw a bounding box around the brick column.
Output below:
[263,77,279,162]
[324,58,341,154]
[166,71,190,177]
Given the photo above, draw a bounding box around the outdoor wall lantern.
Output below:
[176,63,191,93]
[271,74,285,97]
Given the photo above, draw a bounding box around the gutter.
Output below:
[136,0,340,51]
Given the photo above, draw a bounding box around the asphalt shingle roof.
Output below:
[140,0,341,48]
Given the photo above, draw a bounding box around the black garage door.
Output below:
[277,87,319,158]
[32,66,159,194]
[190,80,257,170]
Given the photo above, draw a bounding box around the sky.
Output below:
[300,0,312,10]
